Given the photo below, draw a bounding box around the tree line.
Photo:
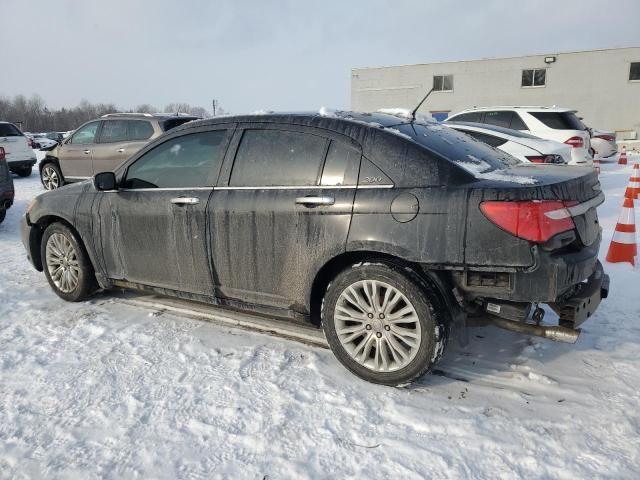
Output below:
[0,94,217,133]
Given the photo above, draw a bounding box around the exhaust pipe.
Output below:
[483,316,580,344]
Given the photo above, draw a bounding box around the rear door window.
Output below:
[99,120,128,143]
[449,112,483,123]
[230,129,327,187]
[320,141,360,186]
[70,121,100,145]
[483,111,514,128]
[122,130,227,189]
[127,120,154,141]
[510,113,528,130]
[0,123,23,137]
[529,112,586,130]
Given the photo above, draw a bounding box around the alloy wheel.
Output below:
[42,166,60,190]
[45,233,80,293]
[334,279,422,372]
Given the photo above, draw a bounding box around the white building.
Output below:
[351,47,640,142]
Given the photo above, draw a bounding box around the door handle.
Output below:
[170,197,200,205]
[295,196,335,206]
[117,148,125,153]
[83,149,91,154]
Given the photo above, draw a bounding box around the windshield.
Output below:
[0,123,23,137]
[392,122,522,172]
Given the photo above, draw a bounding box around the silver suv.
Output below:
[39,113,198,190]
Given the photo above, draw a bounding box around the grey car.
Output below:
[39,113,198,190]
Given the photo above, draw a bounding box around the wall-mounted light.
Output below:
[544,56,556,64]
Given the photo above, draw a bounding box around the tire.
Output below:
[322,261,449,386]
[0,206,6,224]
[16,166,32,177]
[41,223,97,302]
[41,162,63,190]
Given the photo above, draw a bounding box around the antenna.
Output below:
[410,87,435,121]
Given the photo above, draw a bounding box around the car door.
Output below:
[92,119,130,174]
[58,120,101,179]
[96,126,233,296]
[209,125,360,313]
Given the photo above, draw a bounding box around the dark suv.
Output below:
[0,147,15,224]
[39,113,198,190]
[21,112,609,385]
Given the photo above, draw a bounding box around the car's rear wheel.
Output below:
[15,166,32,177]
[41,223,97,302]
[41,163,62,190]
[322,262,449,386]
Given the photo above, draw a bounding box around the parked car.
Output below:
[22,111,609,386]
[0,147,15,224]
[45,132,66,144]
[0,122,38,177]
[39,113,199,190]
[446,107,593,165]
[590,130,617,158]
[446,122,570,164]
[30,133,58,150]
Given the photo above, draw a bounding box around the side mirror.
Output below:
[94,171,117,191]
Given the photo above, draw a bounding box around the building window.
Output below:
[630,62,640,81]
[521,68,546,87]
[433,75,453,92]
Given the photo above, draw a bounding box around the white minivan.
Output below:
[0,122,38,177]
[446,107,592,165]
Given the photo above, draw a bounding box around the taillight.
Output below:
[595,134,615,142]
[525,155,563,164]
[0,147,5,161]
[564,136,584,148]
[480,200,576,243]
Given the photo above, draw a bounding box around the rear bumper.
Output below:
[549,261,609,328]
[8,158,37,169]
[455,236,603,304]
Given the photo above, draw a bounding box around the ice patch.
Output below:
[249,109,274,115]
[378,108,412,118]
[318,106,337,117]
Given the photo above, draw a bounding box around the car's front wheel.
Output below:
[41,223,97,301]
[322,262,449,386]
[41,163,62,190]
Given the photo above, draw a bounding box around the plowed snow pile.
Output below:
[0,154,639,479]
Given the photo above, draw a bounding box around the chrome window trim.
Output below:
[65,175,91,180]
[109,184,395,193]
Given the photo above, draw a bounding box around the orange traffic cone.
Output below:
[618,146,628,165]
[625,169,640,199]
[606,197,637,265]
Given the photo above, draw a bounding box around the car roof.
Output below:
[101,113,199,120]
[177,110,411,132]
[453,106,577,114]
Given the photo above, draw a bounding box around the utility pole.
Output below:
[212,99,218,117]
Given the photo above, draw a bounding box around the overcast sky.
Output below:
[2,0,640,114]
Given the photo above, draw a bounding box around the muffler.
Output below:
[483,316,580,344]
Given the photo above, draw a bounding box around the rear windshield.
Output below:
[393,122,521,172]
[0,123,23,137]
[530,112,586,130]
[161,117,198,131]
[447,122,540,139]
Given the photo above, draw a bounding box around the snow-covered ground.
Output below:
[0,154,639,479]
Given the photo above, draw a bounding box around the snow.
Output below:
[0,153,639,478]
[383,127,414,141]
[457,155,538,184]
